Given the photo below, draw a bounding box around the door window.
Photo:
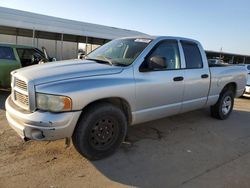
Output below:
[181,41,203,69]
[17,48,43,67]
[146,40,181,70]
[0,47,15,60]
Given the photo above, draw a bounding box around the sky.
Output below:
[0,0,249,55]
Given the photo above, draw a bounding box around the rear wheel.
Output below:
[72,103,127,160]
[210,90,234,120]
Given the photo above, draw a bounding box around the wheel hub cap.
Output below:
[89,117,118,150]
[222,96,232,115]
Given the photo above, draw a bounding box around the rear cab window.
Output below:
[181,41,203,69]
[0,46,16,60]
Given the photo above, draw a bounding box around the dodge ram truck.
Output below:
[5,36,247,160]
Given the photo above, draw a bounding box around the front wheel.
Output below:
[72,103,127,160]
[210,90,234,120]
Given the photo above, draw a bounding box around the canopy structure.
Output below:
[0,7,148,59]
[0,6,147,45]
[206,50,250,64]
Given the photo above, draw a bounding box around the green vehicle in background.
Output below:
[0,43,55,88]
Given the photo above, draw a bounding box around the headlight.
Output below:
[36,93,72,112]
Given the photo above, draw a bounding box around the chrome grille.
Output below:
[14,91,29,106]
[12,76,29,110]
[15,78,27,91]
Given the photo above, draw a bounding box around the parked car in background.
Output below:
[243,64,250,97]
[245,64,250,74]
[78,49,85,59]
[5,36,247,160]
[208,59,227,66]
[0,43,55,88]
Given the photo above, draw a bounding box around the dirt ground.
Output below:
[1,90,250,188]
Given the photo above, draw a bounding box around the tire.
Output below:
[210,90,234,120]
[72,102,127,160]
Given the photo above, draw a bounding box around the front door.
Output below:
[134,40,184,124]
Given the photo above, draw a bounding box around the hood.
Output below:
[13,59,123,85]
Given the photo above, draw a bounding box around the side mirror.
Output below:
[139,56,167,72]
[51,57,57,62]
[79,54,85,59]
[147,56,167,70]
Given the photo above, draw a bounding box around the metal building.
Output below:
[206,51,250,64]
[0,6,147,60]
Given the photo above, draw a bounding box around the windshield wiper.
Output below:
[98,56,113,66]
[85,56,113,66]
[85,58,112,66]
[86,56,128,67]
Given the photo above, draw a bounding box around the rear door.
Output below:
[0,46,21,87]
[180,41,210,112]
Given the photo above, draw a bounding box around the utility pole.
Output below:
[219,47,223,60]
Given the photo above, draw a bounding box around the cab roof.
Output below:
[120,35,200,44]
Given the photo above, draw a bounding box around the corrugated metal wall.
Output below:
[0,34,78,60]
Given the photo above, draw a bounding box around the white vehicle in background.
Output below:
[244,64,250,74]
[78,49,85,59]
[243,64,250,97]
[207,59,226,66]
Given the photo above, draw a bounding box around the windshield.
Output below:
[86,38,151,66]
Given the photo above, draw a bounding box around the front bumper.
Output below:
[243,85,250,97]
[5,96,82,141]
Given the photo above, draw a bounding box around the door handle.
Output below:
[173,76,184,81]
[201,74,209,79]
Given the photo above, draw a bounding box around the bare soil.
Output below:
[1,90,250,188]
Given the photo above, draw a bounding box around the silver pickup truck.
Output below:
[5,36,247,160]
